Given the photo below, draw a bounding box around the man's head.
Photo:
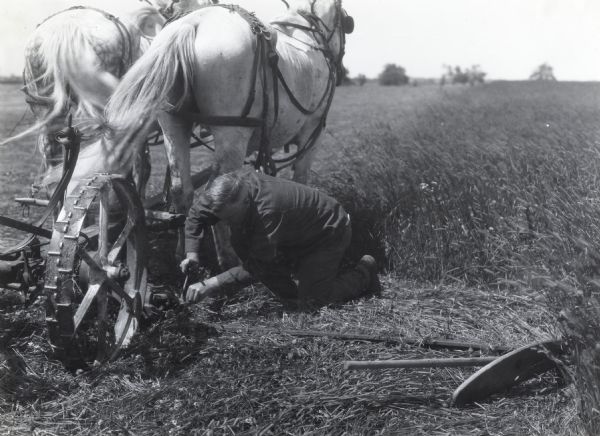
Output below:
[203,171,249,223]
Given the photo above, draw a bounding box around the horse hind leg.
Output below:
[157,112,194,260]
[158,112,195,211]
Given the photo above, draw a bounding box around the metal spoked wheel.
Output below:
[44,173,148,370]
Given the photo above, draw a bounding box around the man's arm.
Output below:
[184,195,221,254]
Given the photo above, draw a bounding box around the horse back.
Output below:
[173,7,261,116]
[26,9,135,81]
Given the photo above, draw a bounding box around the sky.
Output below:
[0,0,599,81]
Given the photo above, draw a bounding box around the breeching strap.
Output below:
[180,4,339,175]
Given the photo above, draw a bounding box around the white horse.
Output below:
[62,0,353,267]
[14,5,166,172]
[16,1,217,191]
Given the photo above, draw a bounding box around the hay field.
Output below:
[1,81,599,435]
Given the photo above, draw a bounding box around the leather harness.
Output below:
[174,3,350,175]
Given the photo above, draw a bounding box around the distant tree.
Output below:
[530,63,556,81]
[356,74,367,86]
[440,64,486,86]
[466,65,486,85]
[452,66,470,85]
[378,64,409,86]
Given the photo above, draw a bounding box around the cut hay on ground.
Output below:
[0,280,575,435]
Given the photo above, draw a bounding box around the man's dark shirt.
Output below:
[184,170,349,263]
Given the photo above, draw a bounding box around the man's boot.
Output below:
[356,255,382,297]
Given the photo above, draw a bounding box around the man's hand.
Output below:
[185,281,209,304]
[180,253,200,274]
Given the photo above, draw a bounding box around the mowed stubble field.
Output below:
[1,81,599,434]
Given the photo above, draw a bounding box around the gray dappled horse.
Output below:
[16,6,166,172]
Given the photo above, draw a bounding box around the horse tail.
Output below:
[106,22,197,131]
[3,22,119,145]
[44,19,197,184]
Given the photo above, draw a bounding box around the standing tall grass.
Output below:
[316,81,600,434]
[318,82,600,282]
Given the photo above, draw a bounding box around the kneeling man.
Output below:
[181,168,381,308]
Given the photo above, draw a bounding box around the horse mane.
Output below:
[285,0,339,28]
[288,0,322,13]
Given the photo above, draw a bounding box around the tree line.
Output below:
[343,62,558,86]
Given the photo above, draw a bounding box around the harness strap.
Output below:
[269,51,280,126]
[179,4,341,176]
[269,14,337,116]
[257,37,276,175]
[274,66,332,116]
[241,31,263,118]
[272,63,338,169]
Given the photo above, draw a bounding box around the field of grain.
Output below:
[1,81,599,435]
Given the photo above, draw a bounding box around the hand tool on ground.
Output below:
[344,356,498,370]
[343,339,566,406]
[450,339,566,405]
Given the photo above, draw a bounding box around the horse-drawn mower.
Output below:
[0,119,212,370]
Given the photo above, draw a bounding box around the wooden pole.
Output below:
[222,324,511,354]
[344,356,498,371]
